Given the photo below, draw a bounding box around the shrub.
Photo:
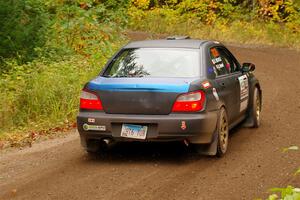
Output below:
[0,0,127,134]
[0,0,49,65]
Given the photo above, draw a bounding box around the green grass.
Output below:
[0,1,129,141]
[0,44,124,138]
[0,57,84,134]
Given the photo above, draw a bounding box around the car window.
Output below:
[209,47,229,76]
[216,47,236,73]
[103,48,200,78]
[220,48,241,73]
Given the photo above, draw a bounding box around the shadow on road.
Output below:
[81,123,246,165]
[84,142,202,164]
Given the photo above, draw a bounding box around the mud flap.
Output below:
[243,115,254,127]
[194,108,220,156]
[194,130,218,156]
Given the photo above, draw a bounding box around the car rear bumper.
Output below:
[77,111,218,148]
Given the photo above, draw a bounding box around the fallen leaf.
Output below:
[267,194,278,200]
[11,189,17,194]
[295,167,300,176]
[282,145,299,153]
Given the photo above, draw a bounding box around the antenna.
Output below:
[166,36,191,40]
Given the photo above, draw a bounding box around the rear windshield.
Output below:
[103,48,200,78]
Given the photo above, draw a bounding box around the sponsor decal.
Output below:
[225,63,230,70]
[181,121,187,130]
[88,118,95,123]
[240,100,248,113]
[208,67,214,74]
[210,48,220,57]
[83,123,106,131]
[212,57,222,64]
[238,75,249,112]
[212,88,219,101]
[215,63,225,70]
[202,81,211,89]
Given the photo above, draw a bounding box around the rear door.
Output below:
[221,48,250,116]
[208,47,240,123]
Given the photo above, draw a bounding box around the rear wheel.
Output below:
[216,107,229,157]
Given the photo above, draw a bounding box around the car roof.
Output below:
[124,39,211,49]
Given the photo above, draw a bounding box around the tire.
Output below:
[250,87,261,128]
[216,107,229,157]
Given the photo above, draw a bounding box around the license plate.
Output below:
[121,124,148,140]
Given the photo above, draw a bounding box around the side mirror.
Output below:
[242,63,255,73]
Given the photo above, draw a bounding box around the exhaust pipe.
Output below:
[100,138,115,150]
[103,138,111,145]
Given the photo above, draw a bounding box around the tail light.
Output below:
[80,90,103,110]
[172,91,205,112]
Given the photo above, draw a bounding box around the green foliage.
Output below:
[266,186,300,200]
[295,168,300,176]
[0,0,49,66]
[44,0,127,58]
[0,52,124,134]
[0,0,127,134]
[258,146,300,200]
[258,0,300,22]
[128,0,300,49]
[130,0,300,24]
[0,58,84,130]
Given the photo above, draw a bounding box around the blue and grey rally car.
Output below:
[77,36,262,156]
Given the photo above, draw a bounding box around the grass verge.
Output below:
[0,39,126,147]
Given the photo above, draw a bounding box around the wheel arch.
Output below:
[215,99,227,112]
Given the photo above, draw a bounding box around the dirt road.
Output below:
[1,37,300,199]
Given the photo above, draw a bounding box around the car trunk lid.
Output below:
[87,77,196,115]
